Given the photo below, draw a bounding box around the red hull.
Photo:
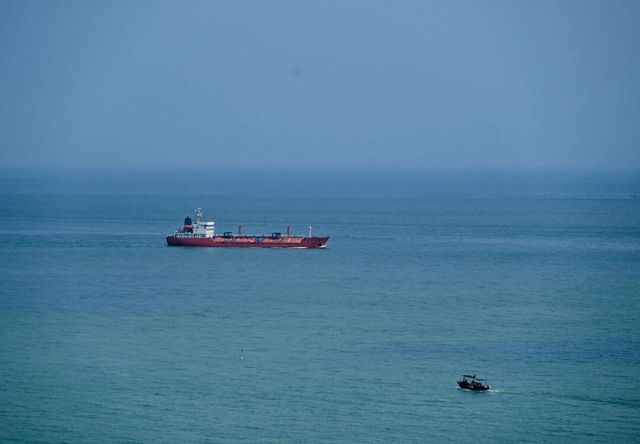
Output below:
[166,235,329,248]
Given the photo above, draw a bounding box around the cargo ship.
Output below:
[166,208,329,248]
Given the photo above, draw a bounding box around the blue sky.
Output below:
[1,0,639,170]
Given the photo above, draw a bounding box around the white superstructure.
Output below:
[173,208,215,238]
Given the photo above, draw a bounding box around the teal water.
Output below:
[1,171,639,442]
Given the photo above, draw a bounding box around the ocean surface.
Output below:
[1,170,639,443]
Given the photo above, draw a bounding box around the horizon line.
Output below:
[2,165,640,175]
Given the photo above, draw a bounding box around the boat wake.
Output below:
[456,386,502,394]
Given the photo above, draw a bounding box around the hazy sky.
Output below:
[1,0,639,170]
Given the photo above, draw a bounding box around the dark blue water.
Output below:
[1,170,639,442]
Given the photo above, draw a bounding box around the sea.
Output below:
[1,169,639,443]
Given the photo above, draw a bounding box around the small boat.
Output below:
[457,374,491,391]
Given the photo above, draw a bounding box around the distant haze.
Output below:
[1,1,639,171]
